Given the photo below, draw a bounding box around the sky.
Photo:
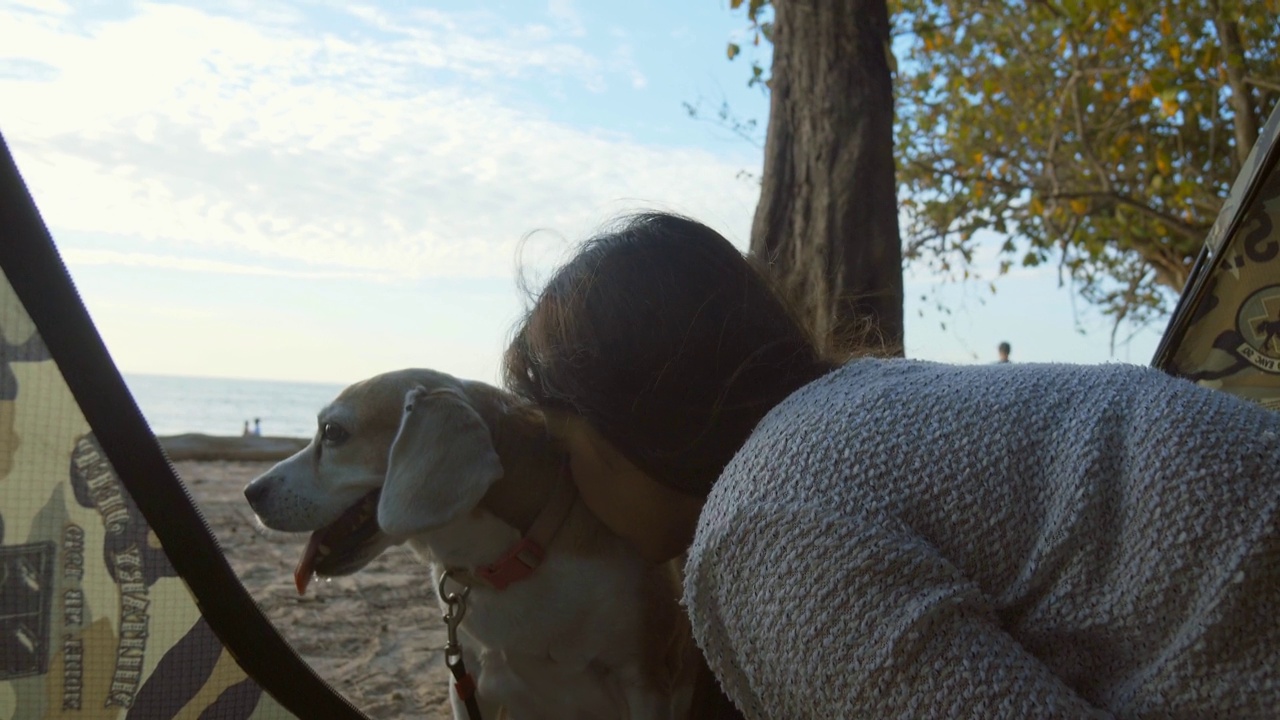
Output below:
[0,0,1168,385]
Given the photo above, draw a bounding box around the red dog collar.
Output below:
[449,466,576,592]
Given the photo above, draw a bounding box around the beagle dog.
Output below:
[243,369,695,720]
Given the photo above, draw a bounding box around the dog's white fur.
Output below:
[244,369,694,720]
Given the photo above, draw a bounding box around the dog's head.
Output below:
[243,369,507,593]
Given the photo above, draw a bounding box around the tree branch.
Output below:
[1246,75,1280,93]
[1045,190,1208,241]
[681,99,764,148]
[1070,68,1114,193]
[1027,0,1065,19]
[1132,240,1191,289]
[1212,11,1258,168]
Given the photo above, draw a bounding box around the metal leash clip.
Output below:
[437,569,482,720]
[438,569,470,663]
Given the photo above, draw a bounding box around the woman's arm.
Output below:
[683,500,1114,720]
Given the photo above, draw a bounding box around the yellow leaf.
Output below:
[1161,95,1180,117]
[1200,48,1215,71]
[1129,79,1154,102]
[727,43,740,60]
[1111,9,1133,34]
[1160,10,1172,36]
[1058,34,1069,56]
[1170,44,1182,67]
[1070,199,1089,214]
[731,0,745,8]
[1030,197,1045,215]
[974,183,985,200]
[972,151,984,166]
[1156,150,1171,175]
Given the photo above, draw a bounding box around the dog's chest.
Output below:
[455,557,654,720]
[448,554,646,666]
[478,650,623,720]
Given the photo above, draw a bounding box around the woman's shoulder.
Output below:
[720,358,1280,506]
[775,357,1233,416]
[804,356,1167,390]
[761,358,1166,424]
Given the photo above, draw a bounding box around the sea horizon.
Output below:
[123,371,346,439]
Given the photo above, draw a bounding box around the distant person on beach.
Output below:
[997,341,1011,363]
[252,418,262,437]
[242,420,251,437]
[504,212,1280,718]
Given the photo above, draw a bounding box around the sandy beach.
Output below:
[171,456,454,719]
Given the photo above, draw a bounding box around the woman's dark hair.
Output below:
[504,212,839,499]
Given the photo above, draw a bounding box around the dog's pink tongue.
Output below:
[295,531,323,595]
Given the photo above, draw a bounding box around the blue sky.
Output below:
[0,0,1165,384]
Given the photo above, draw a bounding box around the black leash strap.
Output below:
[446,649,483,720]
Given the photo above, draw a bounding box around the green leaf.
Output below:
[888,0,1261,324]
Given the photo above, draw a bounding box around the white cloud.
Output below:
[60,248,386,281]
[337,3,606,89]
[0,1,760,282]
[609,43,648,90]
[547,0,586,38]
[2,0,70,15]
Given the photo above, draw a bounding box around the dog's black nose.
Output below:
[243,480,270,506]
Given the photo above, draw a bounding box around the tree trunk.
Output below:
[749,0,903,356]
[1213,15,1258,170]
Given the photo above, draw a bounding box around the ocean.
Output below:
[123,373,345,439]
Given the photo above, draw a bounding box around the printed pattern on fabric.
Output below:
[1169,105,1280,409]
[0,268,297,720]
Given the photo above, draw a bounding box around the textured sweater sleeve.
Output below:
[683,498,1114,720]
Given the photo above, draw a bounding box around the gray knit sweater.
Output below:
[684,359,1280,719]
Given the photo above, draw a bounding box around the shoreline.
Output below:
[157,433,309,461]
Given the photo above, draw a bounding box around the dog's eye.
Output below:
[321,422,349,445]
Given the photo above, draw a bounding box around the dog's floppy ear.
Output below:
[378,386,504,536]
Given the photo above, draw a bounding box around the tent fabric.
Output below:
[1154,102,1280,407]
[0,134,366,719]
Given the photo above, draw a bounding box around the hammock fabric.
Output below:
[0,134,366,719]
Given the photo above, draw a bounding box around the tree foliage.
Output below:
[728,0,1280,327]
[896,0,1280,325]
[727,0,774,89]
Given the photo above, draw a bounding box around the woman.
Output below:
[504,212,1279,719]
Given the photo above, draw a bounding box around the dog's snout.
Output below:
[243,478,271,507]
